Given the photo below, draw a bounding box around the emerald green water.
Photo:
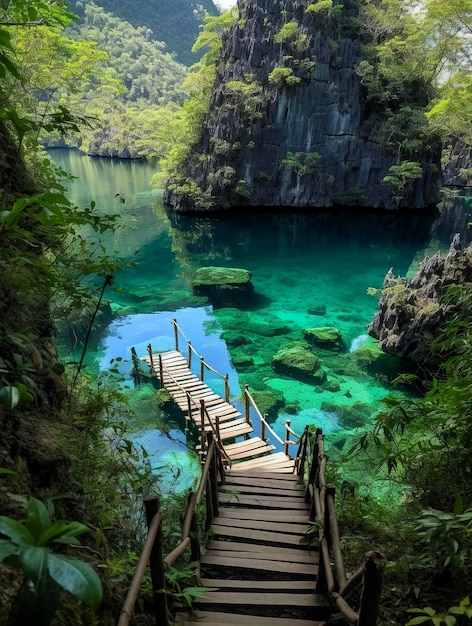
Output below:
[50,149,466,493]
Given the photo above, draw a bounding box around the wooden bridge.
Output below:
[120,320,386,626]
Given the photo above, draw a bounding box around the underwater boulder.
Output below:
[321,400,370,428]
[271,341,326,384]
[307,304,327,316]
[192,266,254,308]
[304,326,344,351]
[250,389,285,419]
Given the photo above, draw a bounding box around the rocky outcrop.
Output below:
[165,0,441,212]
[367,235,472,362]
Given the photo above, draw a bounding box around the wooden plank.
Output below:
[211,516,311,536]
[200,578,316,590]
[227,444,274,461]
[224,437,270,453]
[216,507,310,524]
[204,543,319,564]
[201,554,317,578]
[210,524,311,547]
[218,492,309,509]
[223,474,302,488]
[177,610,327,625]
[227,470,299,481]
[197,591,321,607]
[219,483,305,498]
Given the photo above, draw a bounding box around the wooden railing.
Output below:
[117,434,224,626]
[148,318,300,458]
[299,426,386,626]
[146,344,232,466]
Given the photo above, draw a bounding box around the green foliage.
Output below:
[268,66,301,86]
[274,20,300,43]
[0,497,102,624]
[281,151,321,175]
[406,596,472,626]
[383,160,423,200]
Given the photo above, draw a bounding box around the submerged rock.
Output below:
[303,326,344,351]
[307,304,327,316]
[271,341,326,384]
[321,400,370,428]
[192,266,254,308]
[250,389,285,418]
[368,235,472,362]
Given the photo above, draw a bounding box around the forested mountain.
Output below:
[67,0,220,65]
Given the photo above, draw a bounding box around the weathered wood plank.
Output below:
[211,516,311,536]
[201,554,317,578]
[176,610,327,625]
[210,523,311,547]
[219,483,305,498]
[204,542,319,565]
[200,578,316,590]
[216,507,310,524]
[197,591,323,607]
[218,493,310,510]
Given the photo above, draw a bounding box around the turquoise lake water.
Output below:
[50,148,470,494]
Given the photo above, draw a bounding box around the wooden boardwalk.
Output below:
[121,323,385,626]
[142,349,296,471]
[176,468,330,625]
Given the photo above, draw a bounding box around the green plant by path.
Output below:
[406,596,472,626]
[0,497,102,626]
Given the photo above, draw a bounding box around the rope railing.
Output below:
[172,318,230,402]
[117,435,224,626]
[298,427,386,626]
[152,349,232,467]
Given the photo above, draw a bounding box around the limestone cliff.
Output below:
[367,235,472,363]
[165,0,441,212]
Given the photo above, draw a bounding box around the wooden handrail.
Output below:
[172,318,230,401]
[117,437,224,626]
[303,428,386,625]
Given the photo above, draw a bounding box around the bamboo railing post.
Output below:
[188,340,192,369]
[173,317,179,351]
[200,399,206,454]
[296,426,309,478]
[189,492,201,562]
[144,496,169,626]
[244,384,250,424]
[327,486,346,590]
[358,552,387,626]
[210,439,219,518]
[284,420,291,456]
[261,414,267,442]
[200,356,205,382]
[158,354,164,389]
[204,453,213,533]
[224,373,229,403]
[147,343,154,372]
[306,428,322,503]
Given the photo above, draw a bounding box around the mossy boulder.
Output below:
[303,326,344,351]
[230,349,254,368]
[307,304,327,316]
[271,341,326,384]
[247,322,291,337]
[192,266,254,308]
[222,330,250,347]
[250,389,285,419]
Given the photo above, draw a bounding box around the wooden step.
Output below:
[205,541,319,564]
[200,578,316,590]
[176,610,327,625]
[201,554,317,579]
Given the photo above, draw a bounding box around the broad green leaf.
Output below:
[0,539,19,561]
[405,617,433,625]
[40,521,89,546]
[19,546,49,586]
[0,516,34,546]
[0,468,16,475]
[48,553,102,608]
[26,498,51,541]
[0,385,20,409]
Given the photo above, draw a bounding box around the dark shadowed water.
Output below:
[50,148,471,493]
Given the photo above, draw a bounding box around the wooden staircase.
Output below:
[176,468,330,626]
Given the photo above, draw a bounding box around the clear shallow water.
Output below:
[50,149,468,493]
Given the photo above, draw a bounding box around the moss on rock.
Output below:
[271,341,327,384]
[303,326,344,351]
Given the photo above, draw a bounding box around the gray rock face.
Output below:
[165,0,441,212]
[368,235,472,362]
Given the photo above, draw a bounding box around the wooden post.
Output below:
[173,317,178,351]
[284,420,291,456]
[224,373,229,403]
[261,415,267,442]
[200,356,205,382]
[210,440,219,518]
[144,496,169,626]
[244,384,250,424]
[188,341,192,369]
[158,354,164,389]
[200,399,206,453]
[327,486,347,589]
[130,346,141,385]
[297,426,309,478]
[205,456,213,533]
[147,343,154,372]
[358,552,387,626]
[306,428,322,503]
[186,392,192,432]
[189,492,201,562]
[215,413,220,443]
